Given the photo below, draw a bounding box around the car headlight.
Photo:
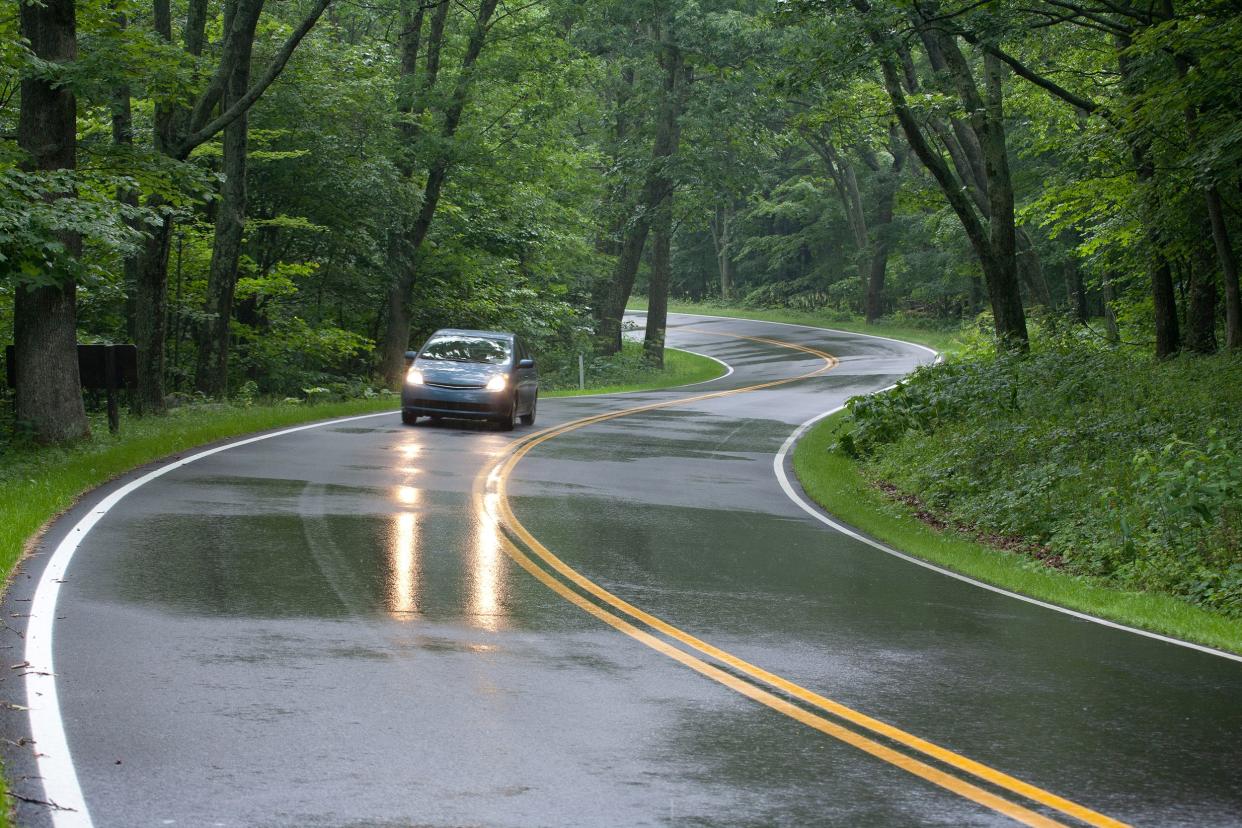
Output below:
[406,367,424,385]
[485,374,508,392]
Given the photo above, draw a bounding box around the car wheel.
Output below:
[402,410,418,425]
[519,394,536,426]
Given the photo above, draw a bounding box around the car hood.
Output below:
[415,359,507,387]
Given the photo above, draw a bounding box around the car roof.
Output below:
[429,328,515,341]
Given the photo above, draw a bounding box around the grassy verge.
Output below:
[795,410,1242,655]
[626,298,963,355]
[543,344,723,397]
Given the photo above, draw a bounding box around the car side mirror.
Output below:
[404,350,418,361]
[518,358,535,369]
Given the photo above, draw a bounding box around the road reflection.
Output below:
[470,493,505,631]
[388,510,419,618]
[387,442,508,628]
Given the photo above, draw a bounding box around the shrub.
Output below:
[840,342,1242,615]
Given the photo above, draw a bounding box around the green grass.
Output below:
[626,298,963,355]
[794,410,1242,655]
[543,344,724,397]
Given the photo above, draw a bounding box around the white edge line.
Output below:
[646,307,942,357]
[773,401,1242,665]
[24,409,398,827]
[636,307,1237,661]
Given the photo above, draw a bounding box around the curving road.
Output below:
[3,312,1240,827]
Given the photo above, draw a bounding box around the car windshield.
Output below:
[420,335,510,365]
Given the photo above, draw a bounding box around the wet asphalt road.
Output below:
[3,312,1241,827]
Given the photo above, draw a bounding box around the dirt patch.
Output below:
[874,480,1067,569]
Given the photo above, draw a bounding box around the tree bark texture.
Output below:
[379,0,501,388]
[595,25,686,356]
[1185,225,1219,354]
[710,202,734,301]
[1115,33,1180,357]
[644,219,672,366]
[195,0,262,396]
[874,28,1028,349]
[15,0,89,443]
[1205,186,1242,349]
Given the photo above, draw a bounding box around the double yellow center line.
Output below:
[472,329,1127,828]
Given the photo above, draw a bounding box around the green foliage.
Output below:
[842,342,1242,615]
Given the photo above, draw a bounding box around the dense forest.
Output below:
[3,0,1240,613]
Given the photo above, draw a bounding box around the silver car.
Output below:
[401,329,538,430]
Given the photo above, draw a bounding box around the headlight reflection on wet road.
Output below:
[388,510,420,618]
[470,492,506,631]
[388,441,424,620]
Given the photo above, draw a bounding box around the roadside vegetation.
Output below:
[796,407,1242,655]
[794,323,1242,652]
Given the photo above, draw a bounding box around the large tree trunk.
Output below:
[875,22,1027,349]
[1185,228,1219,354]
[865,128,906,324]
[1205,186,1242,349]
[596,219,651,355]
[644,211,672,366]
[1115,33,1179,357]
[133,216,172,414]
[14,0,89,443]
[595,25,686,356]
[195,0,262,396]
[378,0,501,387]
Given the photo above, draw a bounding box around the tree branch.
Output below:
[177,0,333,158]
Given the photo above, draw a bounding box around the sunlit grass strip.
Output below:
[627,298,963,355]
[544,346,724,397]
[793,411,1242,656]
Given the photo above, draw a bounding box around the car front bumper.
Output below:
[402,384,510,419]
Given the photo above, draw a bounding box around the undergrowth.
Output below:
[839,339,1242,616]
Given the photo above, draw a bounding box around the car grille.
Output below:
[410,398,492,413]
[426,381,485,390]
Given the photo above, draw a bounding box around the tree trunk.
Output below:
[594,21,686,355]
[865,129,906,324]
[710,202,734,300]
[1016,227,1053,308]
[133,215,172,414]
[644,210,672,366]
[1185,227,1219,354]
[14,0,89,443]
[379,0,501,387]
[1206,186,1242,350]
[875,29,1027,349]
[195,0,262,396]
[1116,33,1179,357]
[596,218,651,355]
